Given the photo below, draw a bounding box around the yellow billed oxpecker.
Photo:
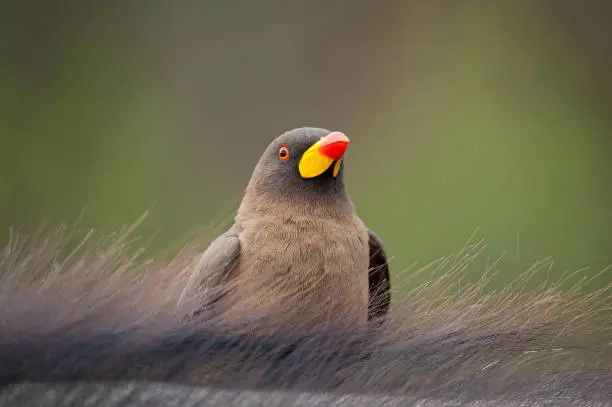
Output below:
[191,127,391,331]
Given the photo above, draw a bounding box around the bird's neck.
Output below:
[236,187,355,221]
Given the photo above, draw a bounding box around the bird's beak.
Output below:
[298,132,350,179]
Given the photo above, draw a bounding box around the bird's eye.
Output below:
[278,145,290,162]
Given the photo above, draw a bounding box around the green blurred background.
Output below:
[1,1,611,293]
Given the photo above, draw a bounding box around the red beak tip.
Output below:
[319,132,349,160]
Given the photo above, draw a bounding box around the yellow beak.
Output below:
[298,132,350,179]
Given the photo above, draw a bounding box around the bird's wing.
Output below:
[195,231,241,285]
[179,231,241,308]
[367,229,391,321]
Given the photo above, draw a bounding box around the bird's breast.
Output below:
[233,216,370,328]
[239,216,369,275]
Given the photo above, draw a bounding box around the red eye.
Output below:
[278,145,290,161]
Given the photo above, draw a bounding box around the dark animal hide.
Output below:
[0,222,609,406]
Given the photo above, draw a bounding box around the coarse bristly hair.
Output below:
[0,214,610,407]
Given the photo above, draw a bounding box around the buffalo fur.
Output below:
[0,218,610,406]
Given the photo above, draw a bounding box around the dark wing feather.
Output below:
[181,231,241,317]
[195,231,241,286]
[367,229,391,321]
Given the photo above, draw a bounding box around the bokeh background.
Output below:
[1,1,611,293]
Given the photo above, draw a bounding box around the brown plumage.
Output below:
[188,127,391,332]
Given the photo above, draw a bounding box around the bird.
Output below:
[188,127,391,332]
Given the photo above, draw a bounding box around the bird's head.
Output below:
[242,127,352,211]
